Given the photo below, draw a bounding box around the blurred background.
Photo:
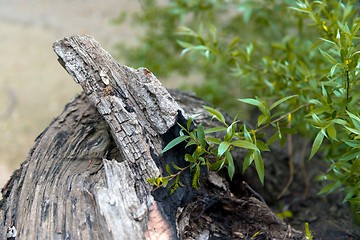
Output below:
[0,0,181,190]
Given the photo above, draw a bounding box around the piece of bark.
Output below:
[0,35,305,240]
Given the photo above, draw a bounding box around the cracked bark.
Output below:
[0,35,304,240]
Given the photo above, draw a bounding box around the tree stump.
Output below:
[0,35,304,239]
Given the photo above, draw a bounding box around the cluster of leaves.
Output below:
[148,95,297,191]
[115,0,360,219]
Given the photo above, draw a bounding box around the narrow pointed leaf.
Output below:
[225,151,235,181]
[319,48,338,64]
[238,98,266,114]
[243,150,254,173]
[197,123,206,147]
[231,140,258,150]
[269,95,298,110]
[205,126,227,134]
[309,131,325,159]
[205,137,222,144]
[254,151,265,185]
[203,106,226,125]
[161,135,189,153]
[326,124,337,140]
[218,141,231,157]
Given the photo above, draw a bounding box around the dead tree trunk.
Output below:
[0,35,304,240]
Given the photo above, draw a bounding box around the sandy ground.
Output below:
[0,0,163,190]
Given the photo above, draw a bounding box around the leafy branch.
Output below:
[148,95,299,192]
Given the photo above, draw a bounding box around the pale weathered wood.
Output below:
[0,35,306,240]
[52,35,188,239]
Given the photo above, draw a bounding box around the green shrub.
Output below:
[115,0,360,222]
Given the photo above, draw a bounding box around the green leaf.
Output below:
[161,176,169,187]
[309,131,325,160]
[256,141,270,151]
[231,140,258,151]
[229,37,240,48]
[218,141,231,157]
[185,139,197,148]
[243,150,254,173]
[243,124,252,142]
[172,162,184,171]
[332,118,347,125]
[225,122,237,141]
[238,98,266,114]
[210,159,225,171]
[319,48,338,64]
[343,139,360,148]
[318,181,342,195]
[269,95,298,110]
[344,126,360,135]
[205,137,222,144]
[254,151,265,185]
[311,113,322,125]
[161,135,189,154]
[185,153,195,163]
[197,123,206,147]
[304,222,313,240]
[267,131,280,145]
[257,113,269,127]
[186,117,194,131]
[326,124,337,140]
[225,151,235,181]
[339,149,360,161]
[205,126,227,134]
[203,106,226,125]
[191,164,201,189]
[165,164,172,174]
[347,111,360,130]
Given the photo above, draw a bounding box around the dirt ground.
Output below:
[0,1,183,191]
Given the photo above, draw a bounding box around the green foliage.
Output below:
[148,97,295,191]
[304,222,313,240]
[116,0,360,221]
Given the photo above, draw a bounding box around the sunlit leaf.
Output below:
[161,176,169,187]
[218,141,231,156]
[344,126,360,135]
[347,111,360,130]
[231,140,258,150]
[238,98,266,114]
[203,106,227,125]
[161,135,189,154]
[205,126,227,134]
[257,113,269,127]
[319,48,338,64]
[269,95,298,110]
[225,122,237,141]
[309,131,325,160]
[205,137,222,144]
[326,124,337,140]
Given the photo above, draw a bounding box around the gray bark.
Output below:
[0,35,304,240]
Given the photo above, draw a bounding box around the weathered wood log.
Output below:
[0,35,304,239]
